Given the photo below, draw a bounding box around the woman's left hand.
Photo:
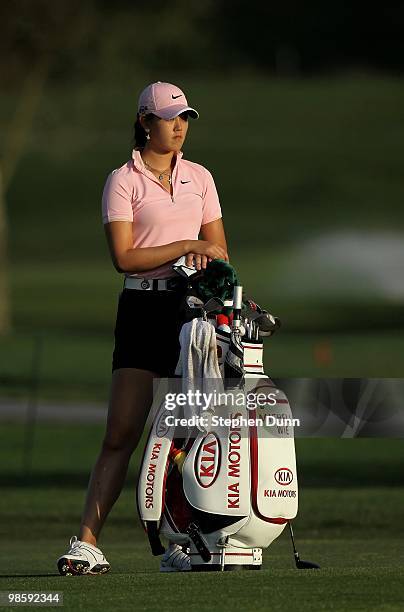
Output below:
[185,253,211,270]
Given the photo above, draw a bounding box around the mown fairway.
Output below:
[0,426,403,611]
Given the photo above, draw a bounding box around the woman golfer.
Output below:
[57,81,228,574]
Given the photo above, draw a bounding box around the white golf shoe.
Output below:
[57,536,110,576]
[160,543,191,572]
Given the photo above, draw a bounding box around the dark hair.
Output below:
[132,113,155,149]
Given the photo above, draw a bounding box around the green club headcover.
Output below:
[195,259,239,315]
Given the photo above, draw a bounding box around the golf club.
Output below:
[203,297,224,314]
[186,295,204,309]
[288,522,320,569]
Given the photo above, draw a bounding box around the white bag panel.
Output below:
[242,342,264,374]
[229,512,287,549]
[159,515,189,545]
[253,436,298,520]
[182,404,251,516]
[137,402,175,522]
[216,516,250,538]
[215,330,264,376]
[250,382,298,520]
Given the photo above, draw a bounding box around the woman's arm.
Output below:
[105,221,227,274]
[199,218,228,258]
[185,218,229,270]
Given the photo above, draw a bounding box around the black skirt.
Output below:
[112,285,188,377]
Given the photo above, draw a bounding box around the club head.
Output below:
[296,559,320,570]
[186,295,204,309]
[203,297,224,313]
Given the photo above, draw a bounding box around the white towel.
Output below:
[175,318,224,424]
[171,255,198,278]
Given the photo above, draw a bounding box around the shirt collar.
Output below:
[131,148,183,173]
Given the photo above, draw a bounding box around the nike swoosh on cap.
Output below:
[172,94,182,99]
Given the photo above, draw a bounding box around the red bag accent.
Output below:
[217,314,229,327]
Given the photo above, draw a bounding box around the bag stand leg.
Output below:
[146,521,166,556]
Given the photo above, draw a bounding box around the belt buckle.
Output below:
[141,279,150,290]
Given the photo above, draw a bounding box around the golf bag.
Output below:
[137,278,298,571]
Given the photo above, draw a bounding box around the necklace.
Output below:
[143,160,172,185]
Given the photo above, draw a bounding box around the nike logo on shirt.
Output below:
[172,94,182,99]
[181,180,191,184]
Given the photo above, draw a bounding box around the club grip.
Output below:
[233,286,243,311]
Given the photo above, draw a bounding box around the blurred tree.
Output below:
[0,58,51,334]
[0,169,10,333]
[0,1,98,332]
[209,0,404,74]
[1,0,404,84]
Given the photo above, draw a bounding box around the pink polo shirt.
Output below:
[102,149,222,279]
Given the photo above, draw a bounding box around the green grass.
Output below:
[0,425,403,610]
[0,330,112,401]
[0,537,403,611]
[2,423,404,488]
[1,472,404,609]
[1,327,404,401]
[0,485,403,611]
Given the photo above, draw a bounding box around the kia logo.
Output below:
[155,411,169,438]
[194,433,221,488]
[274,467,293,486]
